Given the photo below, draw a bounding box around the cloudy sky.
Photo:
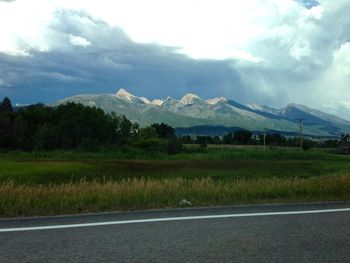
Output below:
[0,0,349,119]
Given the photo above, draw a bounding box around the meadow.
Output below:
[0,146,349,217]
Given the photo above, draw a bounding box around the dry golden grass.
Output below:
[1,174,350,217]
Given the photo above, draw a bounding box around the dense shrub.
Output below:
[166,137,183,154]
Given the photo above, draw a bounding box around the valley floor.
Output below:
[0,146,349,217]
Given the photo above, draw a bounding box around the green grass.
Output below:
[0,159,349,185]
[0,145,343,161]
[0,146,349,216]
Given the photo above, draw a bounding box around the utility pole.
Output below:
[295,118,304,149]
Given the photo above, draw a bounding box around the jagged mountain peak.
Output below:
[116,88,150,104]
[151,99,164,106]
[116,88,134,98]
[139,97,150,104]
[180,93,202,104]
[162,96,178,105]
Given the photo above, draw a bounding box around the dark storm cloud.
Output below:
[232,0,350,110]
[1,3,349,120]
[0,10,244,104]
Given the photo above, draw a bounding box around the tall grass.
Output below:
[1,174,349,217]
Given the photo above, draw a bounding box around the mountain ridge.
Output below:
[53,88,350,137]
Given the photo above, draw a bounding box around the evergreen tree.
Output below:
[233,130,252,144]
[0,97,13,113]
[151,123,175,139]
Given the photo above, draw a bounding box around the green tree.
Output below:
[181,135,193,144]
[166,137,183,154]
[133,126,166,152]
[12,115,33,150]
[151,123,175,139]
[233,130,252,144]
[0,97,13,113]
[223,132,234,144]
[0,112,13,149]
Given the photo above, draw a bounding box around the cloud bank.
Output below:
[0,0,349,119]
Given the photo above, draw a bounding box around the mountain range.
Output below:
[54,88,350,137]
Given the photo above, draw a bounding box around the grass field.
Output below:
[0,146,349,217]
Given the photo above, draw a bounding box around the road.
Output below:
[1,202,350,263]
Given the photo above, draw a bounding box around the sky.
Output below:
[0,0,349,119]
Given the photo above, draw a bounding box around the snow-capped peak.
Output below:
[207,97,227,105]
[151,99,164,106]
[162,96,178,105]
[140,97,150,104]
[116,88,135,101]
[116,88,150,104]
[180,93,201,104]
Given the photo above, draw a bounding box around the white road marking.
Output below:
[1,207,350,233]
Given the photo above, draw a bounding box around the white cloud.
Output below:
[81,0,301,61]
[0,0,346,62]
[314,42,350,117]
[0,0,305,61]
[0,0,55,55]
[69,35,91,47]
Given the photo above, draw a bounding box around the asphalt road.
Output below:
[1,202,350,263]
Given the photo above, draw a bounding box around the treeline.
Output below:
[0,97,182,154]
[0,97,338,153]
[181,130,338,149]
